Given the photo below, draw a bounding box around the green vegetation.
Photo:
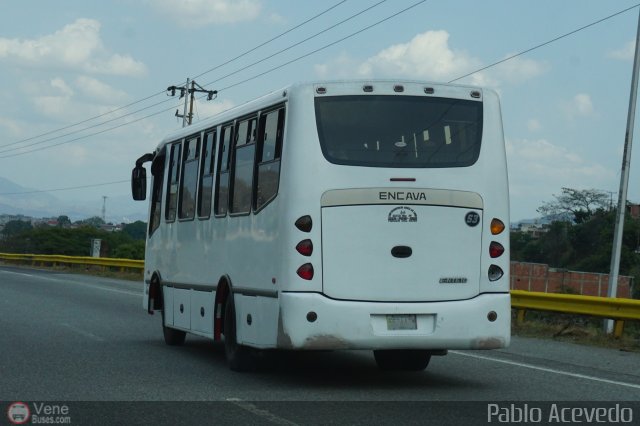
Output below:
[0,219,147,260]
[512,188,640,299]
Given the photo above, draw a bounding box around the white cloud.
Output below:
[527,118,541,132]
[149,0,261,27]
[492,55,549,83]
[608,40,635,61]
[0,117,22,136]
[315,30,546,87]
[361,30,485,84]
[193,98,236,121]
[27,77,130,123]
[0,19,146,77]
[562,93,595,119]
[75,76,129,104]
[506,138,612,198]
[30,78,74,120]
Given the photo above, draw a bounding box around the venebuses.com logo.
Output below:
[7,402,30,425]
[6,402,72,424]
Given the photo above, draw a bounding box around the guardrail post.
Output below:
[613,320,625,338]
[517,309,526,325]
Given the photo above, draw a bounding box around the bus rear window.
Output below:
[315,95,483,168]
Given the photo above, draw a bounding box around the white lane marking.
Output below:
[60,322,105,342]
[451,350,640,390]
[226,398,300,426]
[0,268,139,296]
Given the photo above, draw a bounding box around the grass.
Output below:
[512,310,640,352]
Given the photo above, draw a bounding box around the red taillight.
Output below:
[295,215,312,232]
[297,263,314,280]
[296,239,313,256]
[489,241,505,258]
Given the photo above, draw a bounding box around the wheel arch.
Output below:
[213,275,232,340]
[147,271,164,314]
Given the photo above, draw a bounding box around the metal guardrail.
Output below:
[511,289,640,338]
[0,252,144,271]
[1,252,638,337]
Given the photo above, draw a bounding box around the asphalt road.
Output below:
[1,265,639,425]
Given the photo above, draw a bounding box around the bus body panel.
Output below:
[321,202,483,302]
[277,292,510,350]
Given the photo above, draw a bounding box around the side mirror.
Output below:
[131,165,147,201]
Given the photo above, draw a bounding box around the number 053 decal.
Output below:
[465,211,480,227]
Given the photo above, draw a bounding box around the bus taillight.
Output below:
[490,218,505,235]
[489,242,505,258]
[488,265,504,281]
[296,239,313,256]
[295,215,312,232]
[297,263,314,280]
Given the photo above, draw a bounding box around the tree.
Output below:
[537,187,609,224]
[122,221,147,240]
[1,220,32,238]
[57,215,71,227]
[76,216,105,228]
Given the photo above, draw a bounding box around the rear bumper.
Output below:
[277,292,510,350]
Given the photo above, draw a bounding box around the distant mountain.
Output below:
[0,176,62,217]
[0,176,147,223]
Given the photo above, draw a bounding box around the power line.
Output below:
[216,0,427,92]
[190,0,348,81]
[0,91,167,150]
[0,96,179,155]
[1,1,349,152]
[199,0,389,89]
[4,2,636,160]
[0,103,179,158]
[0,0,395,158]
[0,179,130,195]
[3,2,640,194]
[449,3,640,83]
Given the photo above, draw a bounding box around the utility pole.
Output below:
[181,78,190,127]
[102,196,107,223]
[606,6,640,333]
[166,79,217,127]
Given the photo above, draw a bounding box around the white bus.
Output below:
[131,80,511,372]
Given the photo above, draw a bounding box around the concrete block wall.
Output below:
[510,261,634,299]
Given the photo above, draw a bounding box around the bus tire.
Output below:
[373,350,431,371]
[223,293,255,372]
[161,305,186,346]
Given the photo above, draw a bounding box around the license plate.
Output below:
[386,314,417,330]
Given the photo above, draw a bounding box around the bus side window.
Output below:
[255,107,284,211]
[148,153,165,235]
[230,116,257,214]
[215,124,233,216]
[165,141,182,222]
[198,129,216,218]
[178,135,200,220]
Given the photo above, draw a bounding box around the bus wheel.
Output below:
[223,293,255,372]
[373,350,431,371]
[161,306,186,346]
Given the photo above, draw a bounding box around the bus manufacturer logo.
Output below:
[465,211,480,227]
[439,277,468,284]
[379,191,427,201]
[388,206,417,223]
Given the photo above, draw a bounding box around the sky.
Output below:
[1,0,640,222]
